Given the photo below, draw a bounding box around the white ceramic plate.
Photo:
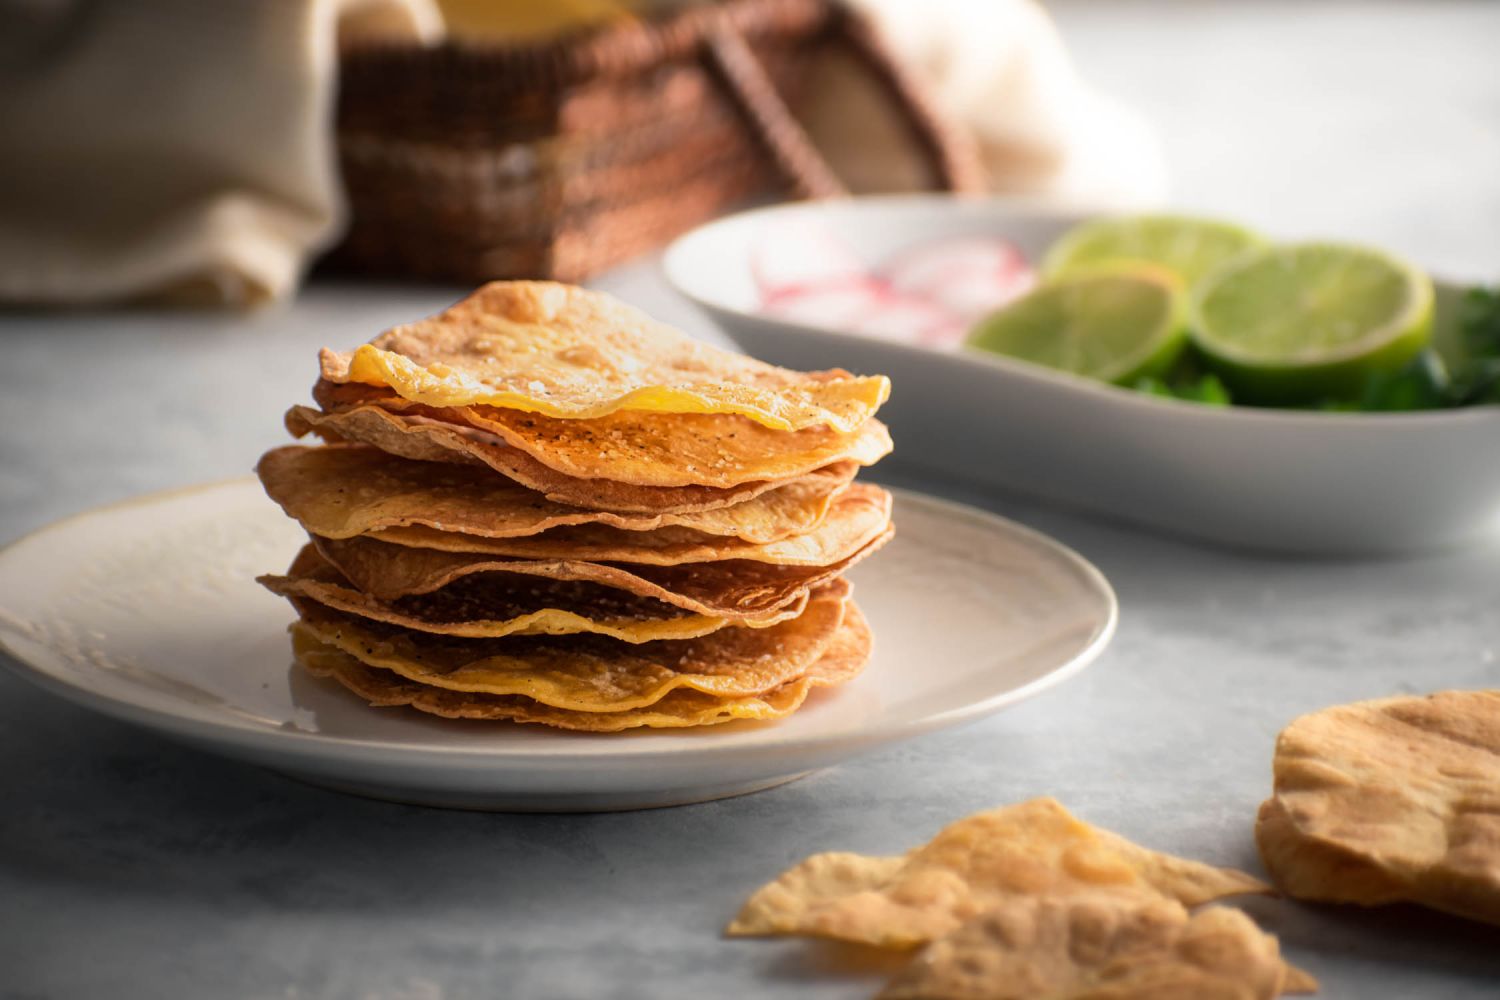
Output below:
[0,479,1115,812]
[664,194,1500,554]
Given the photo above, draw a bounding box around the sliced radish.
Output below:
[752,231,1036,346]
[881,236,1034,319]
[915,316,972,349]
[762,277,891,329]
[751,219,867,297]
[848,295,961,344]
[882,235,1029,291]
[923,268,1038,321]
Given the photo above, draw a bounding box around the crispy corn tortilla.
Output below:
[260,545,778,642]
[287,581,852,712]
[1282,966,1320,995]
[362,484,891,567]
[1255,690,1500,925]
[727,798,1269,948]
[257,445,847,545]
[880,898,1295,1000]
[318,281,889,432]
[292,600,870,731]
[286,401,861,513]
[312,525,891,616]
[299,386,892,491]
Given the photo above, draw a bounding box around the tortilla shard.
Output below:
[257,444,847,545]
[318,281,889,431]
[1255,690,1500,926]
[293,601,870,731]
[727,798,1269,948]
[879,897,1293,1000]
[288,581,851,712]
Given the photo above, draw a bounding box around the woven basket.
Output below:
[330,0,981,284]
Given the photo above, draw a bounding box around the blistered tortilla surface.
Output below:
[365,484,892,567]
[880,898,1292,1000]
[257,444,848,545]
[305,379,893,490]
[1255,690,1500,925]
[289,582,851,712]
[728,798,1269,948]
[286,401,861,512]
[260,545,764,642]
[293,599,871,731]
[318,281,888,431]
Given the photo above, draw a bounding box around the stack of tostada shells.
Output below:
[256,282,894,732]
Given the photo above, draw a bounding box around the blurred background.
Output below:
[3,0,1495,309]
[1052,0,1499,281]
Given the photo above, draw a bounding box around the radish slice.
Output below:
[762,277,891,329]
[922,268,1037,320]
[915,316,972,349]
[752,230,1035,349]
[848,295,962,344]
[882,235,1029,291]
[752,220,867,297]
[881,236,1034,319]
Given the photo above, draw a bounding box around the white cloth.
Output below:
[799,0,1168,207]
[0,0,440,307]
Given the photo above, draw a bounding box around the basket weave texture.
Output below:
[330,0,976,284]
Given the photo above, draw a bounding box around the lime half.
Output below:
[1043,215,1265,288]
[966,266,1188,385]
[1191,243,1433,404]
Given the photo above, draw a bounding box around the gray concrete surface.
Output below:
[3,1,1500,997]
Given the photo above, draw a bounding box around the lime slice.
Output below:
[1191,243,1434,404]
[966,266,1188,385]
[1043,215,1265,288]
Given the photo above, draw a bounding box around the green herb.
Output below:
[1447,357,1500,406]
[1132,372,1231,406]
[1352,350,1450,411]
[1443,285,1500,405]
[1125,281,1500,411]
[1319,283,1500,411]
[1459,285,1500,358]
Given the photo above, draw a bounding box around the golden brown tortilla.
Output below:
[312,524,892,616]
[298,381,892,490]
[287,581,852,712]
[318,281,889,432]
[260,545,784,642]
[1256,690,1500,925]
[293,600,871,731]
[880,898,1295,1000]
[257,444,849,545]
[359,484,892,567]
[728,798,1269,948]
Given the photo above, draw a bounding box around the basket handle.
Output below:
[703,23,847,199]
[701,5,985,199]
[830,7,986,194]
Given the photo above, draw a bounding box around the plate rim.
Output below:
[0,477,1117,768]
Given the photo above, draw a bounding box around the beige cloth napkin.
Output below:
[798,0,1167,207]
[0,0,439,307]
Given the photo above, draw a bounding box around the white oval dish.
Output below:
[0,478,1115,812]
[664,194,1500,554]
